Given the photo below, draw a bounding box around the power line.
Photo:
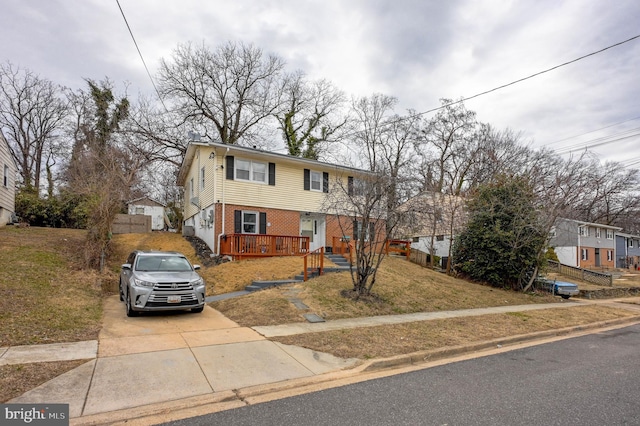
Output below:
[554,127,640,154]
[345,33,640,140]
[555,133,640,155]
[409,34,640,120]
[115,0,168,112]
[542,115,640,147]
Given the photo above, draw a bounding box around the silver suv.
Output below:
[119,251,206,317]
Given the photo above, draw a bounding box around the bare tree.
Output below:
[572,158,640,226]
[126,96,191,167]
[324,171,391,298]
[276,72,348,159]
[411,99,478,271]
[0,62,68,193]
[158,41,286,146]
[64,80,142,268]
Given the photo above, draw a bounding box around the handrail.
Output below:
[303,247,324,281]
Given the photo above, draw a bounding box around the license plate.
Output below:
[167,295,181,303]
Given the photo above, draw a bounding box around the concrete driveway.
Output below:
[10,296,359,420]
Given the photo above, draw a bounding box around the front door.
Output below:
[595,248,601,267]
[300,214,326,252]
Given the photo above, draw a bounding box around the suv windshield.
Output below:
[135,255,193,272]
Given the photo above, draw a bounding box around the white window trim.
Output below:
[235,158,267,184]
[190,178,194,198]
[595,228,601,238]
[200,167,206,189]
[607,250,613,262]
[581,248,588,261]
[629,239,634,248]
[606,229,614,240]
[242,210,259,234]
[310,170,323,192]
[579,226,588,237]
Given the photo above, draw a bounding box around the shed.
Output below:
[127,196,167,231]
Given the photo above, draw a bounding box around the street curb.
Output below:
[360,315,640,372]
[69,315,640,425]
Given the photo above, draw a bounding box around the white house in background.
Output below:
[398,192,467,264]
[0,131,17,227]
[127,196,167,231]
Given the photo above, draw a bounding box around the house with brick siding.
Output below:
[0,131,17,227]
[549,218,622,269]
[177,141,376,256]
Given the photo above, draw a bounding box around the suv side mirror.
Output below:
[193,265,201,270]
[121,264,132,270]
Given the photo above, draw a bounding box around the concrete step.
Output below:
[245,279,303,292]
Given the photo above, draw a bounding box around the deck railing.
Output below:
[303,247,325,281]
[332,236,354,263]
[219,234,310,259]
[386,239,411,259]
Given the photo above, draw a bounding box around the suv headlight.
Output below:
[133,278,155,288]
[191,277,205,287]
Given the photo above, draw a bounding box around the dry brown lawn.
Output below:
[273,305,639,359]
[0,227,103,347]
[0,360,89,403]
[212,256,561,327]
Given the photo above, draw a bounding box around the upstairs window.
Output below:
[310,171,322,191]
[235,159,267,183]
[595,228,601,238]
[304,169,328,193]
[606,229,614,240]
[579,226,588,237]
[200,167,206,189]
[3,164,8,187]
[629,239,634,248]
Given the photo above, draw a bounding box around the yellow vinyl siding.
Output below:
[179,143,364,218]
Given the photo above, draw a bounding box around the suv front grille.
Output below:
[153,282,193,291]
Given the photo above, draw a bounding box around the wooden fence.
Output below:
[547,260,613,286]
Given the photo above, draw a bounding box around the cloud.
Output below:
[0,0,638,162]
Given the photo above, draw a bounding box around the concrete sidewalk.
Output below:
[5,296,640,424]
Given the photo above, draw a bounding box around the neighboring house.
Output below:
[176,141,375,255]
[0,131,17,227]
[398,192,466,262]
[615,232,640,269]
[127,196,167,231]
[549,218,622,269]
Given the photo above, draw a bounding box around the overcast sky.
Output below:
[1,0,639,164]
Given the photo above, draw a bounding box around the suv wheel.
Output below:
[125,291,138,317]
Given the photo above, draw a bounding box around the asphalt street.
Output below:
[160,323,640,426]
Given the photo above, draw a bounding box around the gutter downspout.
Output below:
[216,147,230,255]
[577,229,581,268]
